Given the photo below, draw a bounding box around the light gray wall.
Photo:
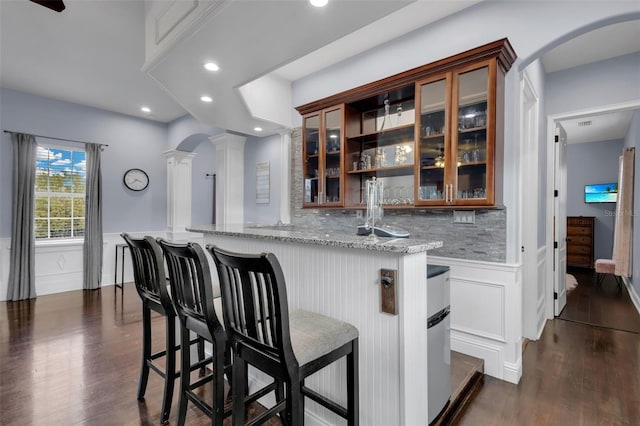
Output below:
[0,88,170,237]
[521,59,547,249]
[191,141,217,225]
[624,110,640,296]
[545,52,640,116]
[166,114,223,226]
[291,3,639,112]
[566,139,624,260]
[545,52,640,272]
[167,114,223,151]
[243,134,282,224]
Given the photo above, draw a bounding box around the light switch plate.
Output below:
[453,209,475,224]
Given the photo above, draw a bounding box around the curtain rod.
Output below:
[3,130,108,147]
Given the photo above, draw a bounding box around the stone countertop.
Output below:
[187,224,443,254]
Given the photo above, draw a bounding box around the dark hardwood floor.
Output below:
[456,319,640,425]
[560,267,640,334]
[0,285,280,426]
[457,269,640,426]
[2,281,639,425]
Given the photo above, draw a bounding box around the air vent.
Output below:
[577,120,592,127]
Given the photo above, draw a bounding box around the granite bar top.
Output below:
[187,224,443,254]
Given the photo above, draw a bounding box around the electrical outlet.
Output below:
[356,210,363,219]
[453,210,475,224]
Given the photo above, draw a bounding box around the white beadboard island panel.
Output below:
[190,224,441,426]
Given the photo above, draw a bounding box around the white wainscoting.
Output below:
[0,231,203,302]
[429,255,523,384]
[536,246,548,339]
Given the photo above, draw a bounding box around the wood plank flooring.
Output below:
[456,319,640,425]
[2,280,639,425]
[457,269,640,425]
[560,267,640,334]
[1,285,480,425]
[0,285,279,426]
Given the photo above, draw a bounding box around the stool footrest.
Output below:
[302,385,348,418]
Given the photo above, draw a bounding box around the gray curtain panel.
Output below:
[83,144,103,290]
[7,133,37,301]
[613,147,635,277]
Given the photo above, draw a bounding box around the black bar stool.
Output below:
[121,233,206,424]
[208,245,360,426]
[158,239,233,426]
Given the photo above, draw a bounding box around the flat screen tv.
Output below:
[584,182,618,204]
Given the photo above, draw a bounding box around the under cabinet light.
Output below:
[310,0,328,7]
[140,106,151,113]
[254,127,263,132]
[200,96,213,103]
[204,62,219,72]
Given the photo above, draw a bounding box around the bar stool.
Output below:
[158,239,233,426]
[208,245,360,426]
[121,233,206,424]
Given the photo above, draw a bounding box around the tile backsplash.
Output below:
[290,128,506,262]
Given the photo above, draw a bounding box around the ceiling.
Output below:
[560,110,636,145]
[0,0,638,141]
[545,20,640,144]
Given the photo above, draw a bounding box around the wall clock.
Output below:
[123,168,149,191]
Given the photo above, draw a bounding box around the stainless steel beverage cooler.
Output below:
[427,264,451,424]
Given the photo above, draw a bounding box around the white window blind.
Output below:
[34,145,86,239]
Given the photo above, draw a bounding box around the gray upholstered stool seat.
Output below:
[290,309,359,366]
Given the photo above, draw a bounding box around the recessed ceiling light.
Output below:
[200,95,213,103]
[309,0,328,7]
[140,106,151,113]
[204,62,219,72]
[254,127,263,132]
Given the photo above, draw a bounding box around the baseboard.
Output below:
[451,330,521,385]
[623,277,640,316]
[503,358,522,384]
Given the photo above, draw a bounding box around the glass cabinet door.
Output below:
[453,64,490,203]
[323,107,343,205]
[303,113,320,205]
[417,75,450,204]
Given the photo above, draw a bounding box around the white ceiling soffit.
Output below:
[561,110,635,145]
[238,0,481,130]
[542,20,640,73]
[0,0,187,123]
[271,0,481,81]
[147,0,420,136]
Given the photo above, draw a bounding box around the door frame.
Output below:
[545,100,640,319]
[520,72,540,339]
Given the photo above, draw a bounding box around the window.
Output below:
[35,145,86,239]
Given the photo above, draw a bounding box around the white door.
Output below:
[554,123,568,315]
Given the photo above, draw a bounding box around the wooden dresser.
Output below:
[566,216,595,268]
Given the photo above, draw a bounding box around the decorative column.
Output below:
[279,130,292,224]
[164,150,196,241]
[210,133,246,225]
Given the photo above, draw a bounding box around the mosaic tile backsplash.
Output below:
[289,128,506,262]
